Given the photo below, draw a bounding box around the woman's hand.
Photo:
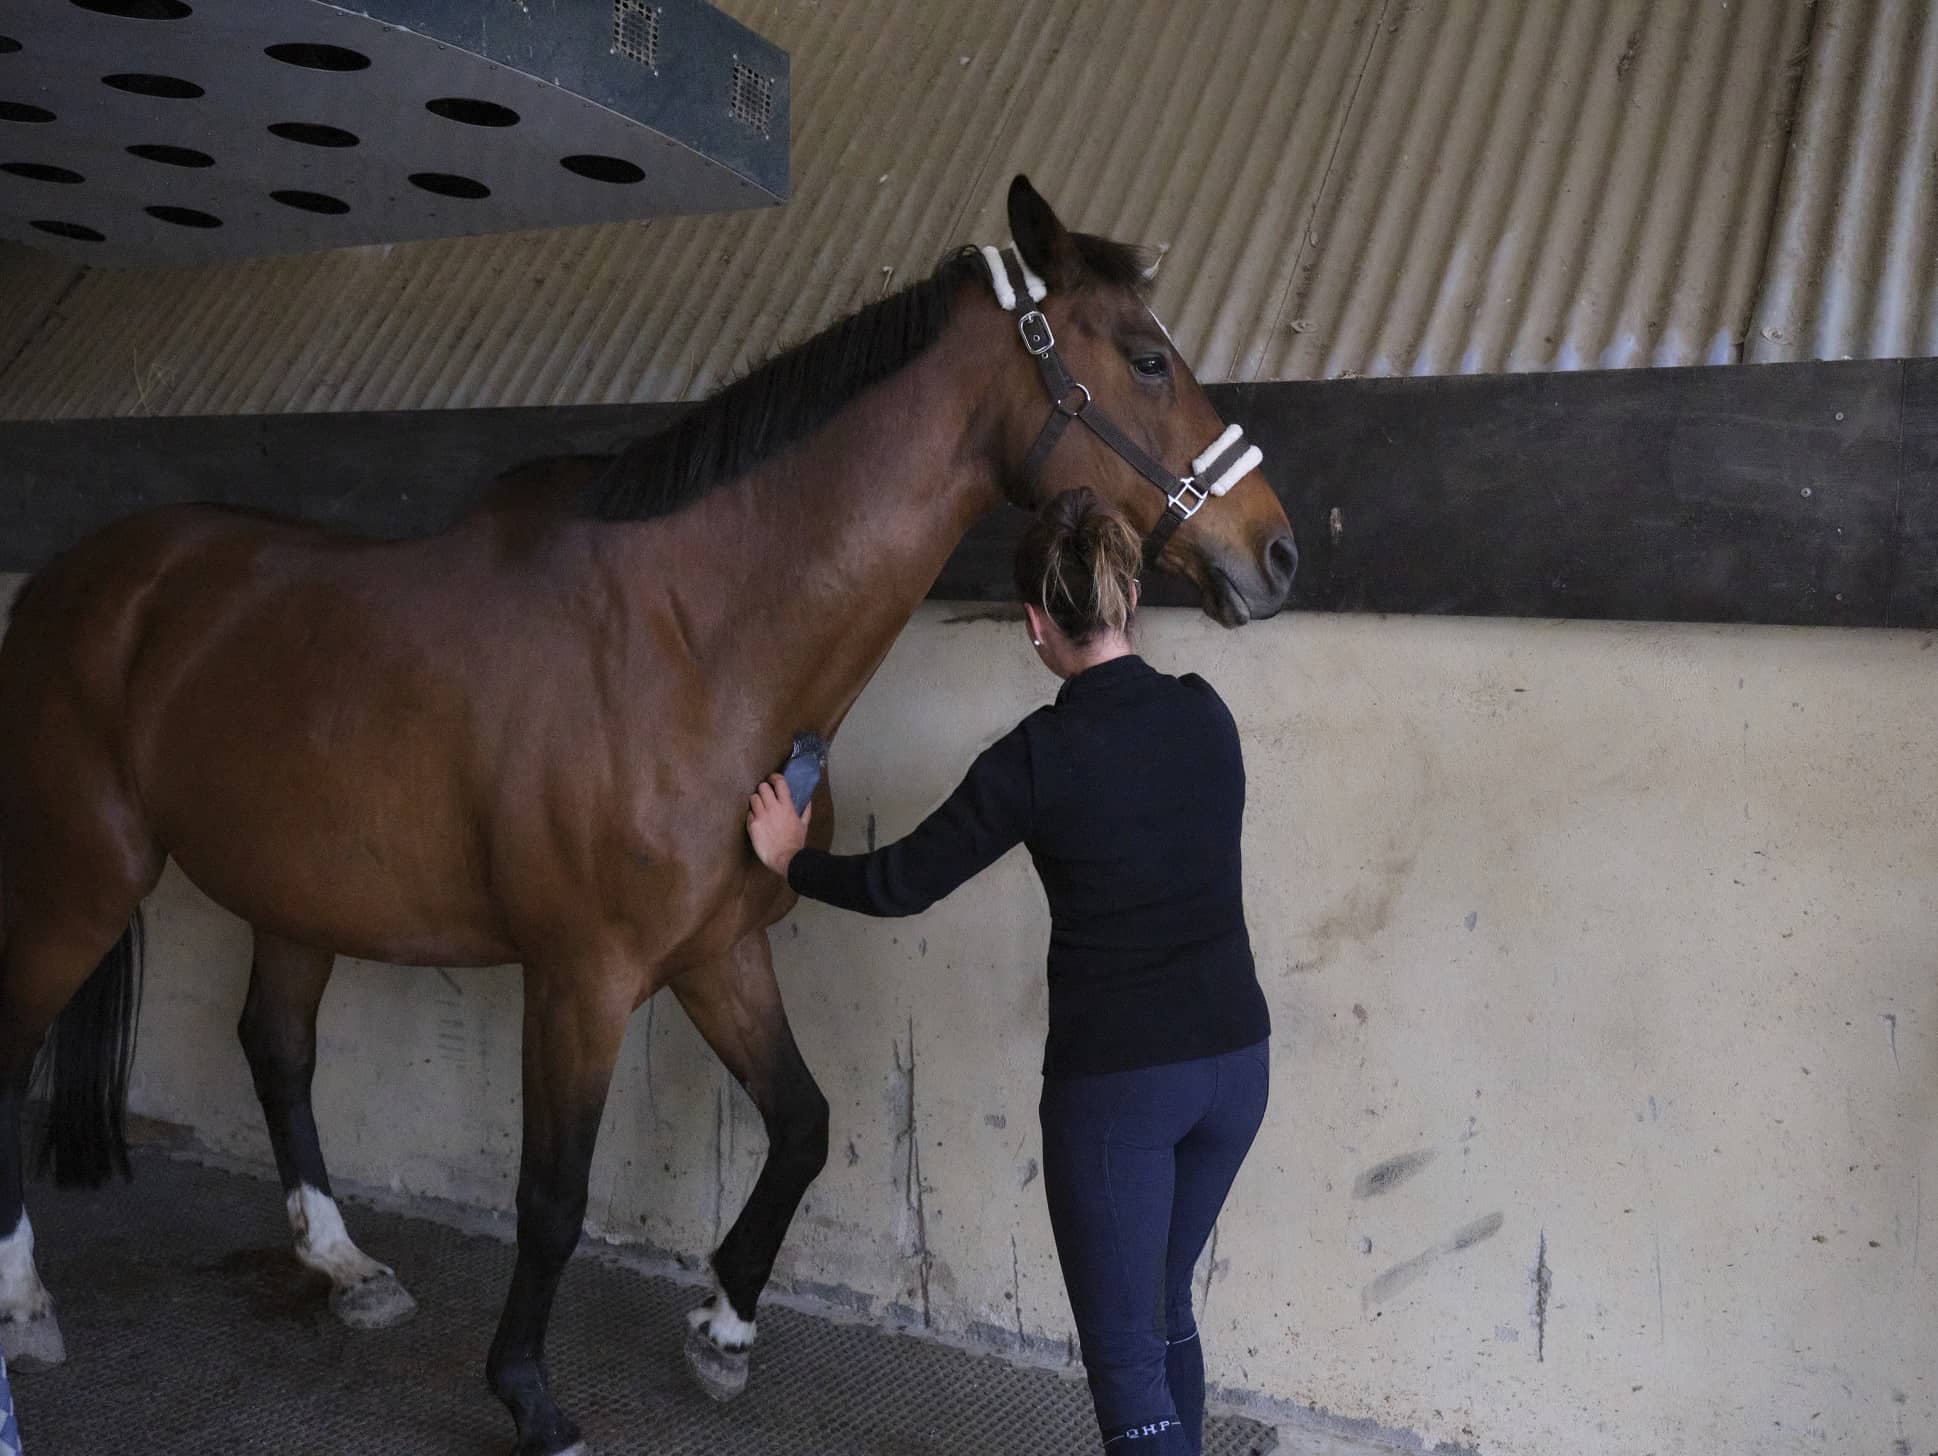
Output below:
[747,773,811,877]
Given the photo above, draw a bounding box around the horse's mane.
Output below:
[583,234,1153,522]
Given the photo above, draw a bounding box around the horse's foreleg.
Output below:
[671,928,831,1401]
[238,929,415,1329]
[486,963,632,1456]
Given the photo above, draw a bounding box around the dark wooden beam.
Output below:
[0,358,1927,628]
[1894,359,1938,628]
[1236,357,1908,627]
[0,404,682,559]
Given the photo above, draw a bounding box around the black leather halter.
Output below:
[980,245,1261,568]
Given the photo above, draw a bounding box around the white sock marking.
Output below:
[0,1214,51,1323]
[287,1185,390,1290]
[686,1285,756,1350]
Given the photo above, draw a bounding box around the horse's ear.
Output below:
[1008,174,1078,289]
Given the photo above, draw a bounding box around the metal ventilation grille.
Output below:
[613,0,659,69]
[729,59,775,135]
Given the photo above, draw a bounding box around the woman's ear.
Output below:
[1024,602,1047,646]
[1130,579,1142,613]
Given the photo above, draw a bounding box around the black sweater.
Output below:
[787,655,1270,1078]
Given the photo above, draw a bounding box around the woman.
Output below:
[746,488,1270,1455]
[0,1346,16,1456]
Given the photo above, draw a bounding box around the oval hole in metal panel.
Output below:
[408,171,490,200]
[128,142,213,167]
[426,97,519,128]
[29,219,104,241]
[270,188,350,215]
[264,43,369,73]
[103,72,205,99]
[562,154,645,185]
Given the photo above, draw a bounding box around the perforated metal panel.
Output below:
[0,0,788,268]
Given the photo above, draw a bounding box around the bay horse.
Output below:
[0,176,1296,1455]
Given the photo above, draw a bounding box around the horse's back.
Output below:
[10,455,609,653]
[0,468,760,967]
[0,500,553,963]
[4,505,303,735]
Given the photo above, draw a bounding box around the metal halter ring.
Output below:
[1054,382,1091,416]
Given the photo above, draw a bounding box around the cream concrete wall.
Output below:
[110,603,1936,1456]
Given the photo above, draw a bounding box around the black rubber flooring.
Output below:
[12,1152,1278,1455]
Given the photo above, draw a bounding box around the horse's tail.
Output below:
[32,911,144,1187]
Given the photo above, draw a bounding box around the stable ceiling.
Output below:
[0,0,789,267]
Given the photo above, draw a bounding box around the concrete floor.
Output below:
[10,1152,1290,1455]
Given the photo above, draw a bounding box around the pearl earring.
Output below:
[1032,638,1043,647]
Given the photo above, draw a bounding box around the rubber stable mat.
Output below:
[14,1152,1278,1455]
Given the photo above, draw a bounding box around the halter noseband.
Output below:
[977,245,1263,568]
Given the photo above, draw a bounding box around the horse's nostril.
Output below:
[1267,531,1299,587]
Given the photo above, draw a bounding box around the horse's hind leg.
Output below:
[0,900,152,1370]
[1,990,64,1370]
[238,928,415,1329]
[671,929,831,1400]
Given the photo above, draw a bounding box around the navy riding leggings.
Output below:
[1039,1040,1270,1454]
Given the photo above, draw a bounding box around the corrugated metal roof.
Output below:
[0,0,1074,416]
[0,0,1924,419]
[1259,0,1813,378]
[948,0,1382,387]
[1748,0,1938,363]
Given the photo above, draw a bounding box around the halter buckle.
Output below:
[1018,310,1055,357]
[1166,476,1209,521]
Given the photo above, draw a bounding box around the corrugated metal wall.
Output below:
[1260,0,1810,378]
[1749,0,1938,363]
[0,0,1928,419]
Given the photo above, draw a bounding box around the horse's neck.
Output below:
[631,313,1008,735]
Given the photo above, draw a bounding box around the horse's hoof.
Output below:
[512,1437,588,1456]
[509,1417,587,1456]
[0,1309,66,1370]
[683,1323,750,1402]
[330,1270,418,1330]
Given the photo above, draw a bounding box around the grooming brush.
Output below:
[779,731,827,817]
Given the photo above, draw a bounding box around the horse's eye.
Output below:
[1133,353,1168,379]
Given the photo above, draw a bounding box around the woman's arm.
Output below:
[747,726,1033,918]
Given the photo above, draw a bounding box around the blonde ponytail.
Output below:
[1014,489,1141,641]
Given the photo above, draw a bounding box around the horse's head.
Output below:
[987,175,1297,626]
